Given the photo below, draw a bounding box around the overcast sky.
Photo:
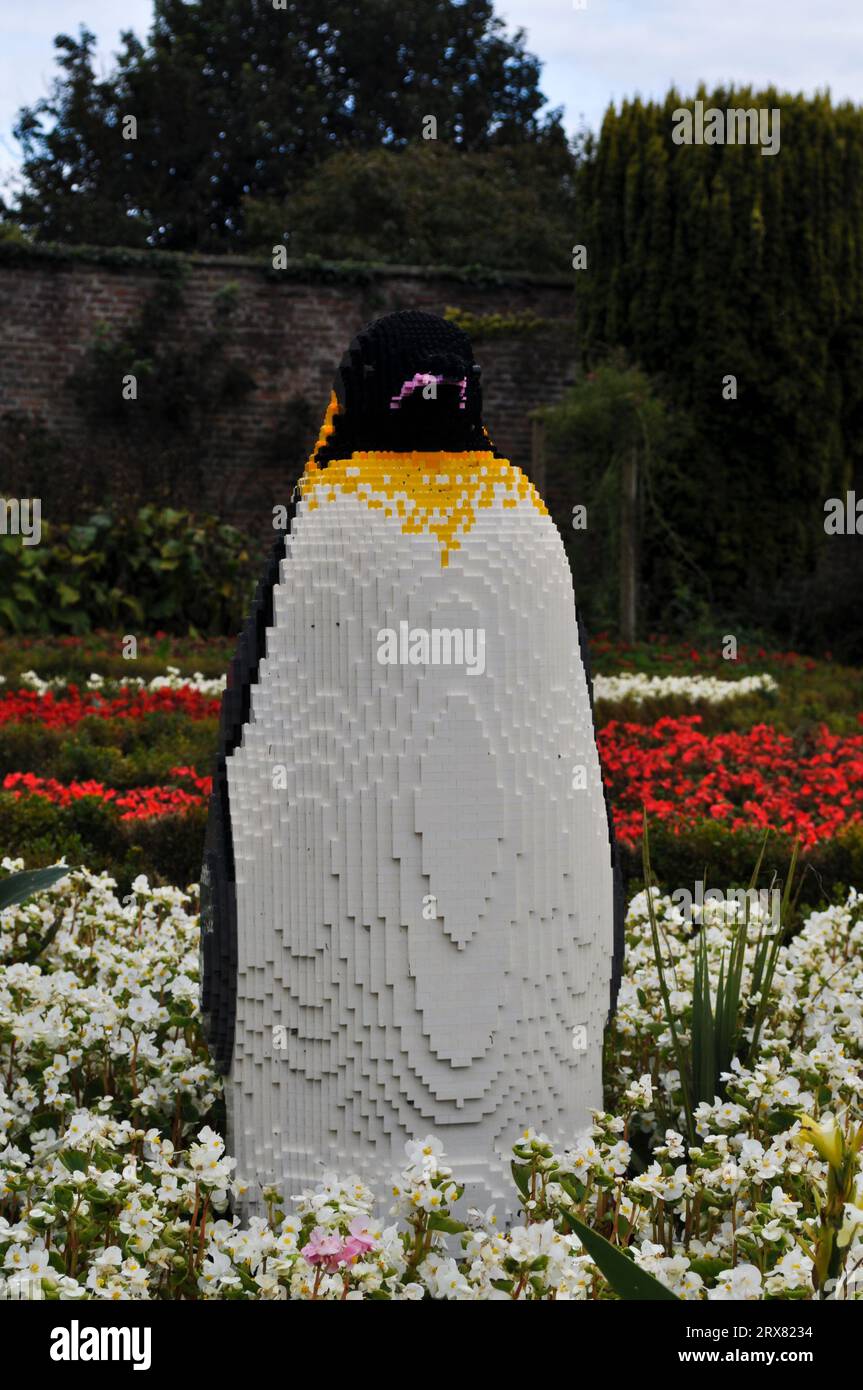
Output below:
[2,0,862,193]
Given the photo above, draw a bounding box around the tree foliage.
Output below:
[540,361,701,635]
[573,88,863,648]
[245,141,576,271]
[9,0,566,251]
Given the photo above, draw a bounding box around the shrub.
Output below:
[620,820,863,912]
[0,794,207,894]
[0,632,233,687]
[0,509,256,637]
[0,714,217,788]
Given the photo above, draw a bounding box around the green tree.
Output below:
[8,0,567,252]
[574,88,863,649]
[244,141,576,271]
[539,360,700,637]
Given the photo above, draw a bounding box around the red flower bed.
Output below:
[0,687,220,728]
[2,767,212,820]
[4,683,863,850]
[599,715,863,848]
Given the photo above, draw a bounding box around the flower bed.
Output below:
[600,716,863,848]
[1,866,861,1300]
[2,768,210,820]
[593,672,778,706]
[1,664,863,892]
[0,686,220,728]
[0,671,217,889]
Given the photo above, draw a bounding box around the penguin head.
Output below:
[310,310,495,465]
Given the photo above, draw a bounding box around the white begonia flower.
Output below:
[709,1263,764,1300]
[624,1074,654,1107]
[593,672,777,706]
[771,1248,814,1290]
[3,869,863,1302]
[769,1186,802,1218]
[663,1129,686,1158]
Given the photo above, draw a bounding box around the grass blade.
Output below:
[568,1213,680,1300]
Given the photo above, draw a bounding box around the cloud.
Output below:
[0,1,153,188]
[497,0,863,131]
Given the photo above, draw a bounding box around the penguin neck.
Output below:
[303,449,498,477]
[298,451,546,569]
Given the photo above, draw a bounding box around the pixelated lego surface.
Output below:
[202,311,621,1217]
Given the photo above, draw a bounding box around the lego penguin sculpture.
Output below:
[201,309,623,1216]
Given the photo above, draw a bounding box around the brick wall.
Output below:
[0,244,575,534]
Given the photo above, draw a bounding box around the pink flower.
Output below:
[342,1217,377,1264]
[301,1227,346,1271]
[301,1218,377,1272]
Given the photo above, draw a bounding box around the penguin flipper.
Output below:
[574,609,626,1020]
[200,521,293,1074]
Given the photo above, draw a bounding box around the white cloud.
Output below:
[0,1,153,191]
[497,0,863,131]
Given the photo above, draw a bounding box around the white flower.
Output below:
[593,672,778,706]
[769,1186,802,1218]
[13,668,227,697]
[420,1255,472,1300]
[663,1130,687,1159]
[403,1135,446,1173]
[2,868,863,1302]
[770,1248,813,1291]
[709,1264,763,1300]
[199,1249,242,1292]
[565,1136,600,1177]
[126,992,161,1025]
[624,1074,654,1108]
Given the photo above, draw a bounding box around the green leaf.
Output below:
[58,1149,88,1173]
[643,815,695,1142]
[0,865,70,911]
[70,525,97,549]
[0,597,21,630]
[427,1214,467,1234]
[557,1173,586,1206]
[21,917,64,964]
[121,594,145,621]
[567,1214,680,1300]
[511,1160,531,1199]
[688,1255,733,1279]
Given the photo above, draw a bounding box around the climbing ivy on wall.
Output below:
[71,277,256,443]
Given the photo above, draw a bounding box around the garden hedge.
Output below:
[0,795,208,895]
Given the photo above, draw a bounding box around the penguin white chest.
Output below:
[224,460,615,1213]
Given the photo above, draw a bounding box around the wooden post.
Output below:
[530,416,547,497]
[619,445,638,643]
